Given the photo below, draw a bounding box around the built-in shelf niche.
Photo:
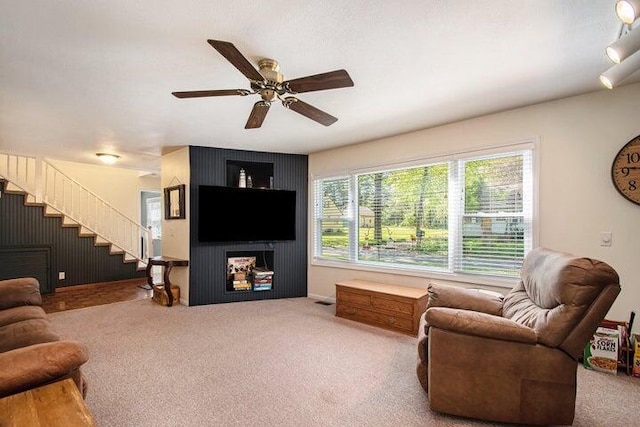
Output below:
[226,160,274,189]
[226,250,274,293]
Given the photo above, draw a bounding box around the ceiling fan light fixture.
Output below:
[96,153,120,165]
[606,27,640,63]
[616,0,640,24]
[599,48,640,88]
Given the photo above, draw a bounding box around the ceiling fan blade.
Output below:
[207,39,265,82]
[172,89,250,98]
[245,101,271,129]
[282,97,338,126]
[284,69,354,94]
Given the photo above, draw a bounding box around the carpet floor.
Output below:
[49,298,639,426]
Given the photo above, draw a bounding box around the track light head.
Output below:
[606,27,640,63]
[616,0,640,24]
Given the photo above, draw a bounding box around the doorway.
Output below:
[141,190,162,257]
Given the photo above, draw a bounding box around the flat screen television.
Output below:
[198,185,296,242]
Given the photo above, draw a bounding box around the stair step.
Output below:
[78,226,95,237]
[43,205,63,217]
[3,182,27,194]
[123,253,137,263]
[109,245,124,255]
[24,194,45,206]
[61,217,79,227]
[94,236,110,246]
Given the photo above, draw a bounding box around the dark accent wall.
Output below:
[189,146,308,305]
[0,183,146,292]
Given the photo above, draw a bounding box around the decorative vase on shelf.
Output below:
[239,168,246,188]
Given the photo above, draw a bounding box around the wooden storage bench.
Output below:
[335,279,428,336]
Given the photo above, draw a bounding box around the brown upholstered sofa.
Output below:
[0,277,89,398]
[417,247,621,425]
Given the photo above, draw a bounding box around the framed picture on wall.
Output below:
[164,184,185,220]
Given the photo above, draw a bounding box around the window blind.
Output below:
[314,177,351,260]
[454,150,533,276]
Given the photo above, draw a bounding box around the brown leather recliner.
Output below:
[416,247,621,425]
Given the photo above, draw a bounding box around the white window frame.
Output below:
[311,140,538,288]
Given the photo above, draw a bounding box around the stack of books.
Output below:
[253,267,274,291]
[228,256,256,292]
[232,277,252,291]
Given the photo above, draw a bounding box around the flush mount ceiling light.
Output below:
[616,0,640,24]
[96,153,120,165]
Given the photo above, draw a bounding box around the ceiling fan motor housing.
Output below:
[257,59,285,102]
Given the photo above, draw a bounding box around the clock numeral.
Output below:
[622,167,630,176]
[627,152,640,164]
[629,180,637,191]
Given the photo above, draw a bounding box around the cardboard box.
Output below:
[152,284,180,306]
[584,327,619,375]
[633,334,640,378]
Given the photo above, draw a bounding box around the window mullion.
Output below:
[449,160,462,273]
[348,175,358,261]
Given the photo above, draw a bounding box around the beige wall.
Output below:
[48,159,160,221]
[308,82,640,332]
[160,147,190,305]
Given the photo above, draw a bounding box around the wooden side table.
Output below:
[0,378,96,426]
[146,256,189,307]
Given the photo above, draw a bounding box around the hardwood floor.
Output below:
[41,278,153,314]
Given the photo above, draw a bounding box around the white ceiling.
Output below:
[0,1,635,173]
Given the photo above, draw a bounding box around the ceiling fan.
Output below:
[172,39,354,129]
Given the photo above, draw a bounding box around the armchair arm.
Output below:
[0,277,42,310]
[425,307,537,344]
[0,340,89,397]
[427,282,504,316]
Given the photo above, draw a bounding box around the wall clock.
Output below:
[611,134,640,205]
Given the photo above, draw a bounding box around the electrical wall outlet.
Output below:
[58,272,65,280]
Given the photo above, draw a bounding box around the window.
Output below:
[313,144,534,279]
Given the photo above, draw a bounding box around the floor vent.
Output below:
[315,300,333,306]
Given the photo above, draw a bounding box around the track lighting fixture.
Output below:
[600,1,640,89]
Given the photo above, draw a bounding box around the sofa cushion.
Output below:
[0,277,42,310]
[0,340,89,398]
[0,305,48,328]
[427,282,504,316]
[0,318,59,353]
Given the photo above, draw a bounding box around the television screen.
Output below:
[198,185,296,242]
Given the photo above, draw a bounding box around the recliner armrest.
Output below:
[427,282,503,316]
[0,277,42,310]
[0,340,89,397]
[425,307,536,344]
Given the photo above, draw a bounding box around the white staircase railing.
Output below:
[0,153,151,265]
